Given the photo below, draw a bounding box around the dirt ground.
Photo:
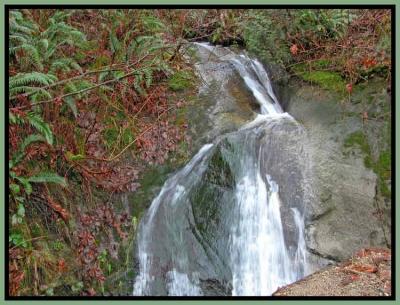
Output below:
[273,248,392,297]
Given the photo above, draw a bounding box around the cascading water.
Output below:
[133,42,310,296]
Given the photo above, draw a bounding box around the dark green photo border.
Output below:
[1,1,398,304]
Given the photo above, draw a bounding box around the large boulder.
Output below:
[285,79,391,262]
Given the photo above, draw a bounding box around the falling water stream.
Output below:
[133,43,310,296]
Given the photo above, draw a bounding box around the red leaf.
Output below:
[290,44,298,55]
[58,258,67,272]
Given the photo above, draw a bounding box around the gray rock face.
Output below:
[285,82,391,262]
[133,115,312,296]
[132,43,391,296]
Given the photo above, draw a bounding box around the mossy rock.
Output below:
[292,61,346,94]
[343,131,391,198]
[205,146,235,188]
[190,183,224,239]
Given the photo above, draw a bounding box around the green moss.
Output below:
[168,70,194,91]
[344,131,370,156]
[376,151,391,197]
[175,107,188,127]
[300,70,345,93]
[311,59,331,69]
[343,131,391,198]
[292,60,346,93]
[206,148,235,188]
[129,164,173,220]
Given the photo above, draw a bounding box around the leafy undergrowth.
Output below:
[8,9,196,296]
[167,9,391,94]
[240,9,391,94]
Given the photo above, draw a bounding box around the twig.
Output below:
[103,125,154,162]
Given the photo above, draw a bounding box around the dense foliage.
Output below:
[240,9,391,90]
[8,9,194,296]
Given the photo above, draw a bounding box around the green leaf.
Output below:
[9,112,17,124]
[17,203,25,218]
[65,151,85,161]
[9,233,27,247]
[10,183,20,195]
[15,196,25,203]
[109,30,121,53]
[15,177,32,195]
[28,172,67,187]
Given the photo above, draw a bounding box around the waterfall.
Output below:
[133,43,309,296]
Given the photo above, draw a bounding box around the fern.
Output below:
[11,171,67,197]
[30,89,53,103]
[144,68,153,88]
[9,72,57,89]
[9,111,24,125]
[142,15,165,33]
[109,29,121,54]
[27,172,67,187]
[9,44,42,69]
[9,34,28,45]
[26,112,54,145]
[10,134,46,169]
[37,38,49,52]
[50,58,82,74]
[10,9,86,73]
[14,176,33,195]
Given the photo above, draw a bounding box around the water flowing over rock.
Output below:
[133,43,313,296]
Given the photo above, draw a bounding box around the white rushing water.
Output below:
[133,144,214,296]
[231,173,297,295]
[133,42,308,296]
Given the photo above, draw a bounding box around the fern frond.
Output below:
[50,58,82,74]
[14,176,32,195]
[9,72,57,89]
[9,34,28,45]
[142,15,165,33]
[30,89,53,103]
[109,29,121,53]
[10,134,46,168]
[10,44,42,69]
[26,112,53,145]
[144,68,153,88]
[37,38,49,52]
[28,172,67,187]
